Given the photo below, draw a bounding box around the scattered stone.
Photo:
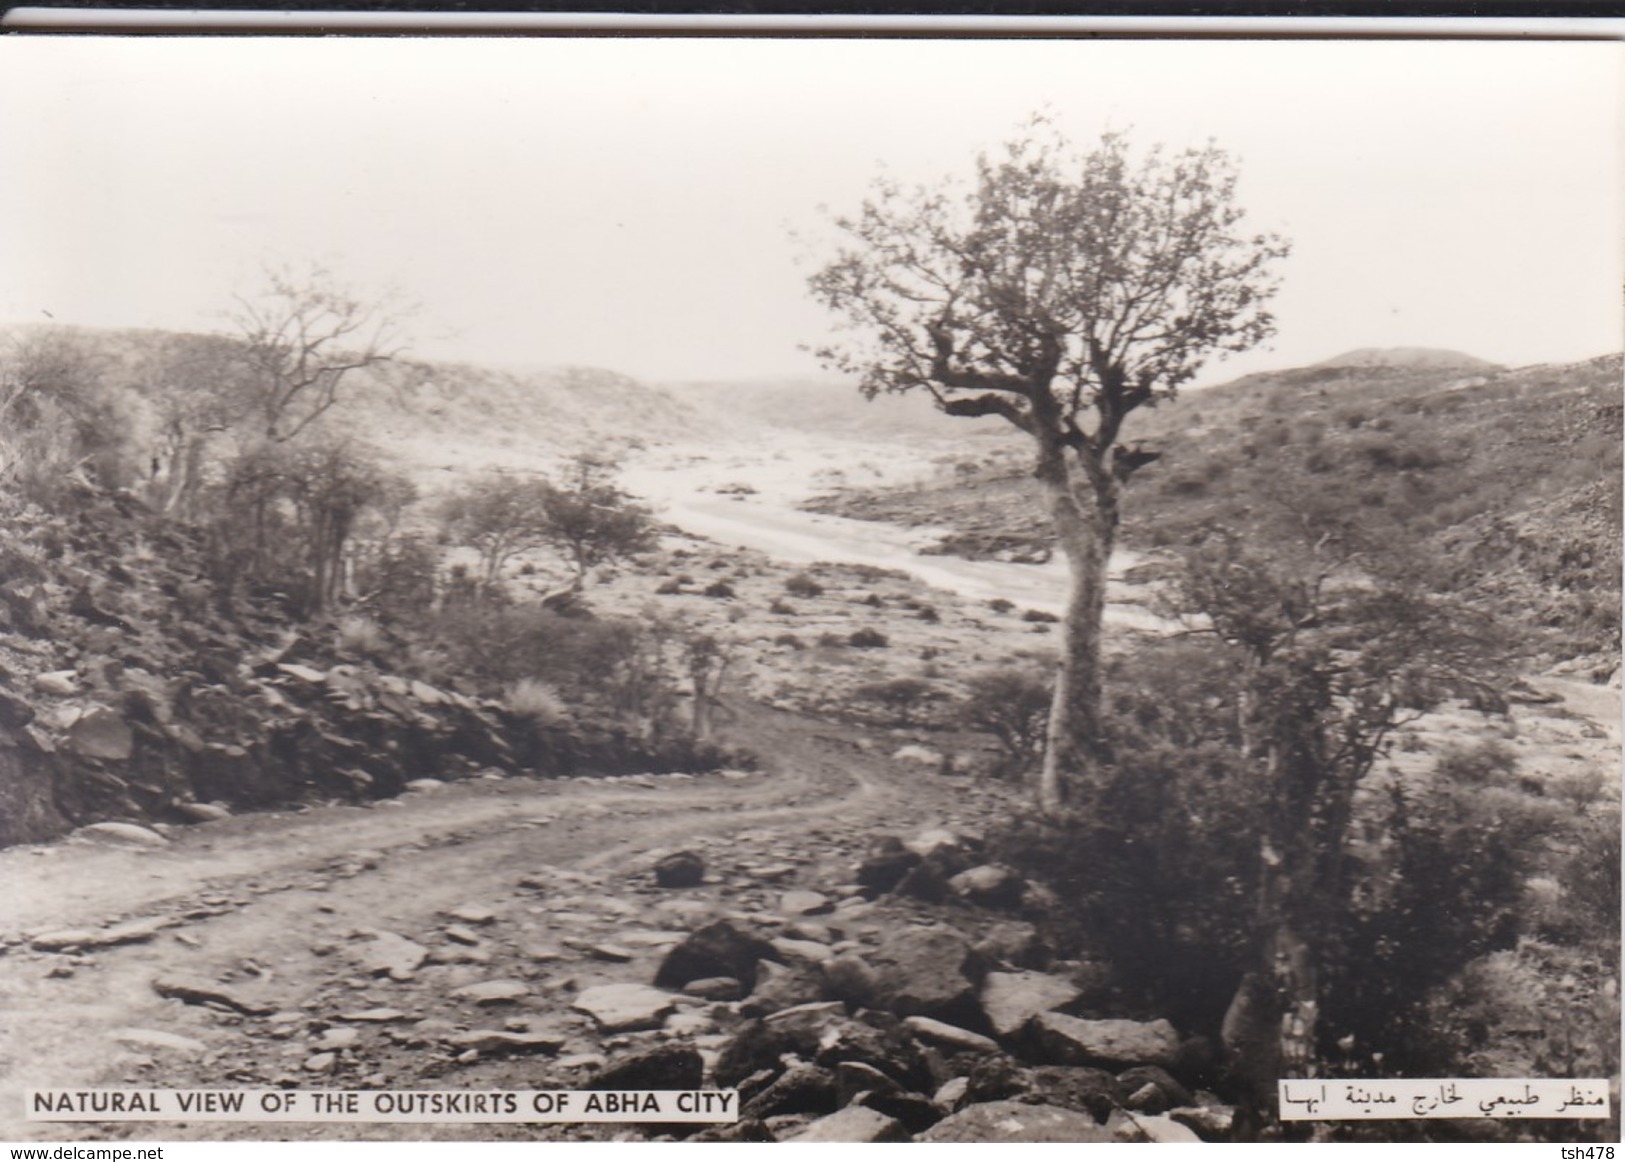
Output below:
[903,1016,999,1054]
[1116,1112,1202,1143]
[654,850,706,888]
[919,1100,1114,1143]
[572,984,677,1033]
[176,802,231,823]
[654,920,779,992]
[856,1088,944,1135]
[446,1030,564,1055]
[855,837,920,894]
[663,1009,715,1036]
[947,865,1025,909]
[892,745,943,766]
[1029,1013,1182,1069]
[523,945,566,963]
[771,937,833,964]
[779,890,832,916]
[1025,1065,1121,1120]
[32,917,169,952]
[337,1008,411,1023]
[979,971,1082,1038]
[682,976,743,1001]
[742,1062,839,1120]
[444,925,483,946]
[443,904,497,926]
[348,930,428,981]
[277,663,328,683]
[1126,1082,1168,1114]
[835,1061,903,1103]
[67,708,135,761]
[152,976,275,1016]
[618,930,688,948]
[932,1076,969,1111]
[451,979,530,1005]
[973,921,1052,970]
[784,1105,906,1143]
[113,1028,207,1057]
[1169,1104,1236,1140]
[743,959,823,1015]
[78,821,167,848]
[404,779,444,793]
[821,954,879,1008]
[302,1052,337,1073]
[570,941,634,963]
[904,828,966,859]
[1117,1065,1192,1111]
[586,1044,703,1090]
[314,1027,360,1050]
[34,670,79,696]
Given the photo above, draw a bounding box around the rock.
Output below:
[33,916,168,952]
[572,983,677,1032]
[903,1016,999,1054]
[892,745,943,765]
[979,971,1082,1038]
[947,864,1025,908]
[654,920,779,992]
[277,663,328,683]
[785,1105,908,1143]
[446,1029,564,1055]
[67,707,135,761]
[919,1100,1114,1143]
[654,850,706,888]
[856,1088,944,1135]
[442,903,497,925]
[576,942,634,963]
[821,954,880,1008]
[302,1052,337,1072]
[152,975,275,1016]
[973,921,1052,970]
[404,778,444,792]
[1169,1104,1236,1140]
[771,937,833,964]
[963,1053,1030,1104]
[451,979,529,1004]
[113,1028,207,1057]
[779,890,832,916]
[835,1060,902,1102]
[78,821,167,848]
[587,1043,704,1090]
[1028,1013,1182,1069]
[1025,1065,1121,1121]
[855,838,920,894]
[176,802,231,823]
[663,1009,715,1036]
[813,1018,935,1094]
[682,976,743,1001]
[444,925,483,946]
[743,959,823,1016]
[1115,1112,1202,1142]
[314,1027,359,1050]
[932,1076,969,1111]
[868,926,978,1020]
[348,930,428,981]
[1117,1064,1192,1111]
[742,1063,839,1120]
[34,670,79,696]
[337,1008,411,1023]
[904,828,969,859]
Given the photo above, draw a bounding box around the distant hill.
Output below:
[811,350,1623,662]
[660,376,1009,441]
[1312,347,1500,372]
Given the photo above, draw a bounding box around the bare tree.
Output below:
[227,264,408,443]
[537,454,658,595]
[438,474,558,589]
[808,121,1289,811]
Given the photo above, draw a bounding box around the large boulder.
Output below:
[947,864,1025,909]
[868,926,980,1022]
[571,983,677,1033]
[654,920,779,992]
[1028,1013,1182,1069]
[785,1106,909,1143]
[587,1044,704,1090]
[654,850,705,888]
[980,970,1082,1038]
[919,1100,1114,1143]
[742,959,824,1017]
[741,1062,838,1120]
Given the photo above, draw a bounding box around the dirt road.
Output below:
[1,705,1011,1142]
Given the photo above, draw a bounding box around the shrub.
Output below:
[816,632,847,649]
[505,677,569,725]
[848,628,889,648]
[915,604,940,623]
[702,580,736,599]
[774,632,805,650]
[861,592,884,608]
[336,614,386,656]
[655,578,685,595]
[851,677,945,725]
[963,668,1052,772]
[768,598,796,615]
[1022,608,1059,623]
[989,597,1015,614]
[784,573,823,598]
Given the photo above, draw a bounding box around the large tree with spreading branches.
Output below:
[808,122,1290,811]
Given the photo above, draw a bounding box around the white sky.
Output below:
[1,35,1620,384]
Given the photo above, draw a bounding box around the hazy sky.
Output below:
[1,36,1620,384]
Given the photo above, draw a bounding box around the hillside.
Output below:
[661,376,1011,442]
[809,350,1624,663]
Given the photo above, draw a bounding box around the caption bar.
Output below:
[27,1089,737,1124]
[1279,1079,1612,1120]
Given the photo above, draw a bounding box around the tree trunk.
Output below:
[1035,448,1116,814]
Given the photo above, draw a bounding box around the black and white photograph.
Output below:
[0,26,1619,1149]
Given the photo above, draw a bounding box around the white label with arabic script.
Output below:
[1278,1079,1612,1120]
